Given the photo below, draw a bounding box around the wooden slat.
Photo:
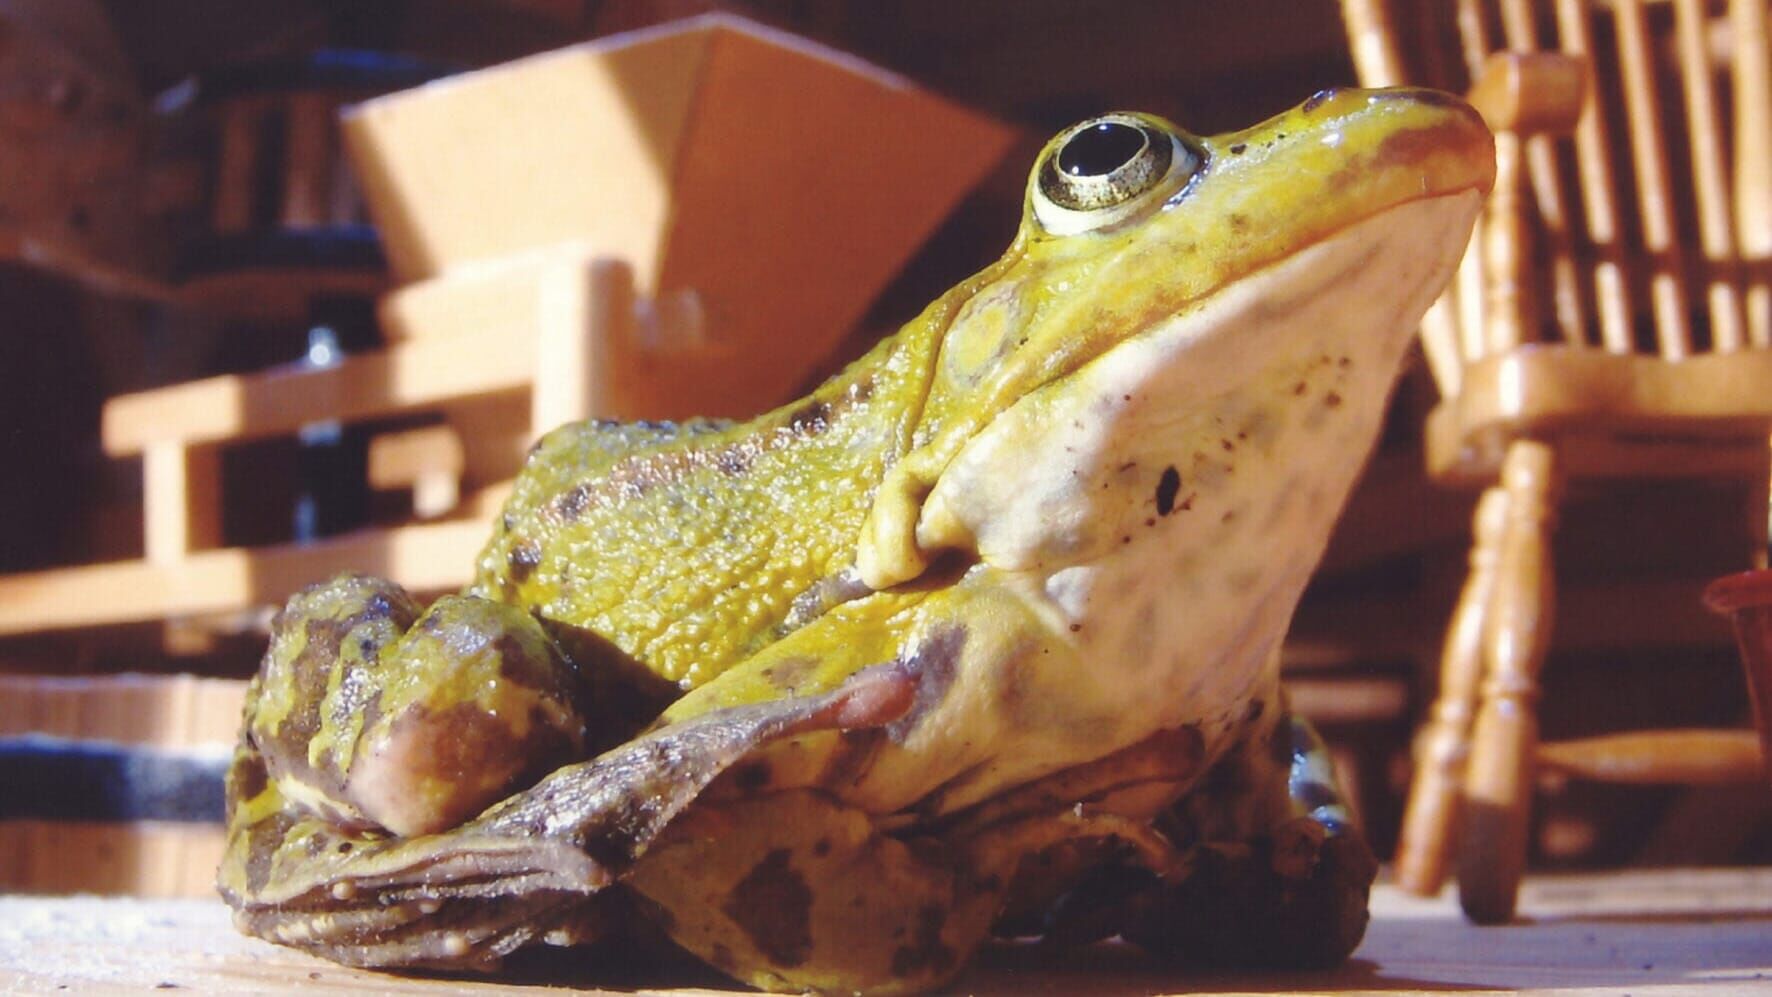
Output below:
[1735,0,1772,347]
[0,821,228,899]
[0,675,245,746]
[1341,0,1410,85]
[1499,0,1590,348]
[530,259,635,432]
[1674,0,1748,351]
[1538,728,1764,784]
[0,519,489,635]
[1557,0,1637,353]
[211,98,265,234]
[1613,0,1696,358]
[101,331,536,456]
[143,443,219,564]
[280,93,335,229]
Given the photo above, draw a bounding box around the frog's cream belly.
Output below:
[855,190,1482,816]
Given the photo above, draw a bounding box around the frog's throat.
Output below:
[855,189,1485,593]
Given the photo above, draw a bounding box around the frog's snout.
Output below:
[1336,86,1497,198]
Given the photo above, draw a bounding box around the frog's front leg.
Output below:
[221,573,922,971]
[1120,682,1379,969]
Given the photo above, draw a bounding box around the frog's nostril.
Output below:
[1302,88,1339,113]
[1059,120,1150,177]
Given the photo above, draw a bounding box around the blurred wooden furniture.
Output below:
[1343,0,1772,922]
[0,674,245,897]
[0,259,678,634]
[169,50,453,321]
[0,14,1011,641]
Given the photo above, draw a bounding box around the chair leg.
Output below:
[1457,439,1561,924]
[1395,488,1511,895]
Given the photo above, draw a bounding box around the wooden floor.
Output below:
[1,868,1769,994]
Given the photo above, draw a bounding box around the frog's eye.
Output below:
[1032,114,1201,236]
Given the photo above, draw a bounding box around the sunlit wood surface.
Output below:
[2,867,1768,994]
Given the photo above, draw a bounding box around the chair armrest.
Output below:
[1468,51,1588,137]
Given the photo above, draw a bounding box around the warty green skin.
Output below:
[221,87,1494,994]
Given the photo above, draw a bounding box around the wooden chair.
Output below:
[1342,0,1772,922]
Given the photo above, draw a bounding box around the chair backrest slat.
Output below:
[1675,0,1749,351]
[1559,0,1639,352]
[1733,0,1772,347]
[1346,0,1770,371]
[1505,0,1594,347]
[1345,0,1410,85]
[1613,0,1696,358]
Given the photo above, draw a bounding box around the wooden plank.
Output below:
[0,869,1768,992]
[0,675,245,746]
[0,519,489,636]
[0,821,226,899]
[143,443,220,564]
[101,332,535,456]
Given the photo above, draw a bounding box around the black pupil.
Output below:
[1058,122,1148,178]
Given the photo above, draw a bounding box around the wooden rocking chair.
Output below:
[1342,0,1772,922]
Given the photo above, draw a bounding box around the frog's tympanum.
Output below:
[221,88,1493,994]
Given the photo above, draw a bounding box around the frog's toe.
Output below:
[1121,819,1377,969]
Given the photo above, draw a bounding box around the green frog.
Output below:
[220,87,1493,994]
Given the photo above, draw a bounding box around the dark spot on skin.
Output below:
[1339,356,1352,367]
[1229,142,1247,155]
[507,539,542,583]
[788,400,831,436]
[1296,780,1340,811]
[813,838,832,858]
[230,752,269,804]
[336,841,353,854]
[1221,438,1235,452]
[1221,511,1236,524]
[1145,518,1156,527]
[714,446,754,476]
[1155,466,1181,516]
[763,656,818,693]
[1293,382,1308,396]
[243,811,296,893]
[734,762,772,793]
[1325,392,1343,408]
[1302,87,1337,112]
[722,850,813,968]
[1229,213,1248,231]
[1069,623,1082,633]
[890,905,956,980]
[1179,494,1195,512]
[1119,461,1137,472]
[556,484,591,520]
[1121,535,1132,544]
[1244,699,1266,725]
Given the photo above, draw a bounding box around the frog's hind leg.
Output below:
[1119,686,1379,969]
